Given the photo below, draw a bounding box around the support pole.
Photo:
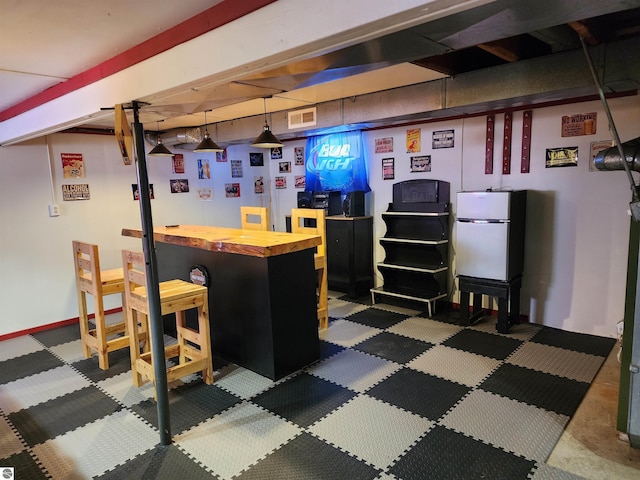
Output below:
[131,101,172,445]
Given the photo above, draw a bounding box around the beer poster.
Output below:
[61,153,85,178]
[172,154,185,174]
[546,147,578,168]
[561,112,597,137]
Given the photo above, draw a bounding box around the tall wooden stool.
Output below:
[122,250,213,394]
[241,206,269,231]
[291,208,328,329]
[72,240,128,370]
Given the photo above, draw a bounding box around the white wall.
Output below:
[1,96,637,337]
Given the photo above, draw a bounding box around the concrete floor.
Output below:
[547,345,640,479]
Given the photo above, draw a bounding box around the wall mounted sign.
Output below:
[170,179,189,193]
[249,152,264,166]
[225,183,240,197]
[406,128,421,153]
[231,160,243,178]
[521,110,532,173]
[305,130,370,193]
[254,176,265,193]
[375,137,394,153]
[197,188,213,201]
[562,112,597,137]
[216,148,228,162]
[485,114,494,174]
[294,175,306,188]
[275,176,287,189]
[197,159,210,179]
[382,157,395,180]
[270,147,282,160]
[502,111,512,174]
[279,161,291,173]
[114,104,132,165]
[410,155,431,173]
[61,153,85,178]
[62,184,90,201]
[432,129,454,149]
[172,154,185,174]
[546,147,578,168]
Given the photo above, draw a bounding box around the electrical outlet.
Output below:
[48,204,60,217]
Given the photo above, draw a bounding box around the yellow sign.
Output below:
[115,104,133,165]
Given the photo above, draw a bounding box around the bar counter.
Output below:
[122,224,322,380]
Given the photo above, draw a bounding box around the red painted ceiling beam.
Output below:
[0,0,277,122]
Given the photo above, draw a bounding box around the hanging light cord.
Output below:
[263,98,268,126]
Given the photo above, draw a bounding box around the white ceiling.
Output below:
[0,0,446,133]
[2,0,639,141]
[0,1,219,111]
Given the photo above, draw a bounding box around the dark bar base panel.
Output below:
[156,242,320,380]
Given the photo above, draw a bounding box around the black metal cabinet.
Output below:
[326,215,373,298]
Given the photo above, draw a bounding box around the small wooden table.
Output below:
[458,275,522,334]
[122,225,322,380]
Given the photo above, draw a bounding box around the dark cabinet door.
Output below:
[326,216,373,298]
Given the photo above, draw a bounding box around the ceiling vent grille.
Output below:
[288,107,317,129]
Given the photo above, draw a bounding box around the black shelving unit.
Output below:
[371,179,450,316]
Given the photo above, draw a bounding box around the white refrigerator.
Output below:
[456,190,527,281]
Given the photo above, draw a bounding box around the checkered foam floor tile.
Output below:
[0,294,615,479]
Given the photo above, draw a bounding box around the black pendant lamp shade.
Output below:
[148,121,174,156]
[194,110,223,152]
[251,98,283,148]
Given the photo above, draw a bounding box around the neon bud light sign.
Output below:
[305,131,370,194]
[307,144,353,171]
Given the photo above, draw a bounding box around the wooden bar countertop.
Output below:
[122,224,321,258]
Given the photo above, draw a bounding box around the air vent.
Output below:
[288,107,317,129]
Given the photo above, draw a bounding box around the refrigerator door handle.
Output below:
[456,219,509,224]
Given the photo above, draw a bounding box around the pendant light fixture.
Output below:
[148,120,174,156]
[251,97,283,148]
[194,110,223,152]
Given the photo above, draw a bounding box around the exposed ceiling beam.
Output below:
[569,21,599,45]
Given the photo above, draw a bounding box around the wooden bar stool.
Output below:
[122,250,213,393]
[291,208,328,329]
[241,205,269,231]
[72,241,128,370]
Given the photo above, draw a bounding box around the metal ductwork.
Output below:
[594,137,640,172]
[160,127,202,147]
[145,128,202,149]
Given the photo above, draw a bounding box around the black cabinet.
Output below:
[371,180,450,316]
[326,215,373,298]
